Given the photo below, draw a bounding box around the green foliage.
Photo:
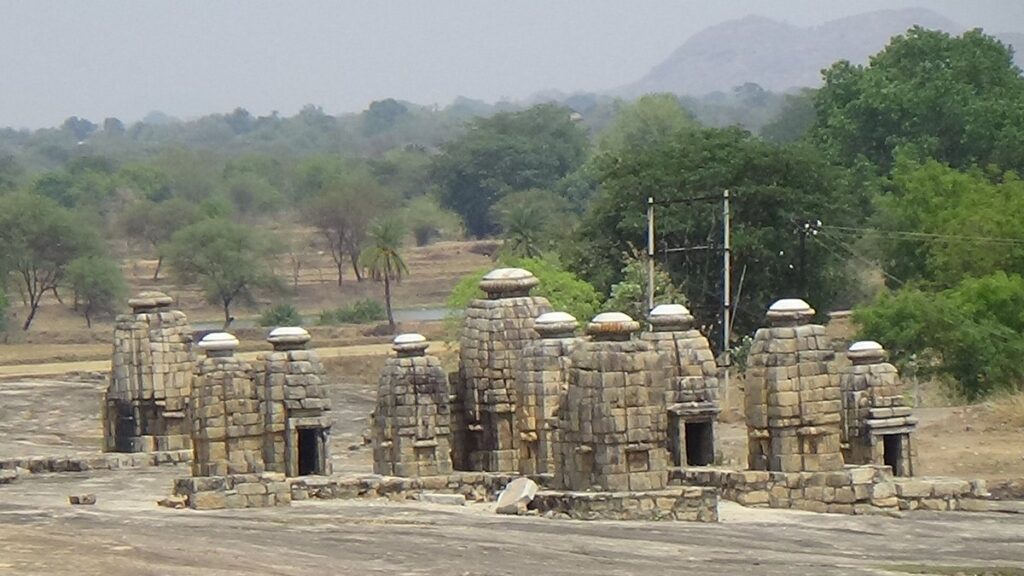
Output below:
[317,299,386,325]
[855,272,1024,400]
[812,27,1024,173]
[165,218,281,326]
[66,255,126,327]
[444,254,603,340]
[492,189,572,259]
[0,192,103,330]
[402,195,464,246]
[0,286,8,333]
[120,197,200,279]
[604,254,685,321]
[431,103,589,237]
[569,124,864,339]
[869,158,1024,288]
[760,89,816,144]
[258,303,303,327]
[596,94,696,156]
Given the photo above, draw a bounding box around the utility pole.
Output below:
[647,196,655,313]
[722,189,731,408]
[794,220,821,299]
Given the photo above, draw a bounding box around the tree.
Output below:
[0,193,102,330]
[605,253,685,322]
[760,89,816,144]
[402,195,464,246]
[0,286,9,334]
[66,255,125,327]
[568,124,865,341]
[120,197,199,279]
[62,116,98,140]
[0,153,21,192]
[358,218,409,331]
[812,27,1024,173]
[165,218,280,328]
[362,99,409,136]
[492,189,571,259]
[431,103,589,236]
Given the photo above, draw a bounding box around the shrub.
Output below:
[259,303,303,327]
[318,299,387,325]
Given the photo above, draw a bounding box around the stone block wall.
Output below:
[641,304,720,467]
[190,333,265,477]
[103,292,194,453]
[173,473,291,510]
[556,312,670,492]
[745,299,843,473]
[515,312,579,476]
[457,268,552,472]
[840,341,917,476]
[533,487,718,522]
[256,327,332,477]
[373,334,453,477]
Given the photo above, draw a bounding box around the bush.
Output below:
[318,299,386,325]
[259,303,303,327]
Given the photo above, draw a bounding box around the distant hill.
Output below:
[619,8,1024,97]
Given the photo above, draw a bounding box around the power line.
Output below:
[814,231,906,287]
[826,225,1024,247]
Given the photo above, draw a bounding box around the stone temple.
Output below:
[514,311,579,476]
[103,291,194,453]
[640,304,720,467]
[256,327,332,477]
[555,312,670,492]
[455,268,552,472]
[372,333,453,477]
[745,298,843,473]
[839,340,917,476]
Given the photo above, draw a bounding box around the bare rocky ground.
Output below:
[2,375,1024,575]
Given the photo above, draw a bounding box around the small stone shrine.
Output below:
[372,333,453,477]
[190,332,264,477]
[103,291,194,453]
[456,267,552,472]
[556,312,669,492]
[640,304,720,467]
[514,311,579,476]
[839,341,917,476]
[745,298,843,473]
[257,327,332,477]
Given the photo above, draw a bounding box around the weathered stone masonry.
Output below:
[373,333,453,477]
[103,291,194,453]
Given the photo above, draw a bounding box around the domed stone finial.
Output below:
[586,311,640,341]
[765,298,815,326]
[128,290,173,312]
[848,340,887,364]
[267,326,311,350]
[647,303,695,331]
[198,332,239,357]
[393,333,429,356]
[534,311,578,338]
[478,268,539,299]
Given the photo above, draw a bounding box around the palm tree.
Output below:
[499,201,548,259]
[359,218,409,331]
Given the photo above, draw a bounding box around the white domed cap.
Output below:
[267,326,311,348]
[198,332,239,352]
[648,303,695,330]
[393,333,429,355]
[534,311,578,337]
[587,311,640,338]
[848,340,887,364]
[479,267,539,297]
[766,298,815,325]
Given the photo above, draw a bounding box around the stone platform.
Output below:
[532,487,719,522]
[173,473,292,510]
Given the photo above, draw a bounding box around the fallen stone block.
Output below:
[0,469,16,484]
[496,477,538,515]
[157,496,187,509]
[419,493,467,506]
[69,494,97,505]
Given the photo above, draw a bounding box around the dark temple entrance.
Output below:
[297,428,321,476]
[684,421,714,466]
[883,433,906,476]
[112,401,136,453]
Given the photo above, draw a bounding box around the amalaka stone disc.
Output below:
[198,332,239,351]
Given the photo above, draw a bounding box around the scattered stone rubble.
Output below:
[372,334,453,477]
[839,341,917,476]
[745,298,844,473]
[514,311,579,476]
[455,268,552,472]
[103,291,194,453]
[640,304,720,467]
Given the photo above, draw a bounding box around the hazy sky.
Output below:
[1,1,1022,128]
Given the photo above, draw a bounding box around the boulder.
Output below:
[69,494,97,505]
[495,477,539,515]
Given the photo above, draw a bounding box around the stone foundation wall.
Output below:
[674,467,989,515]
[290,471,546,502]
[533,487,718,522]
[0,450,192,474]
[173,473,292,510]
